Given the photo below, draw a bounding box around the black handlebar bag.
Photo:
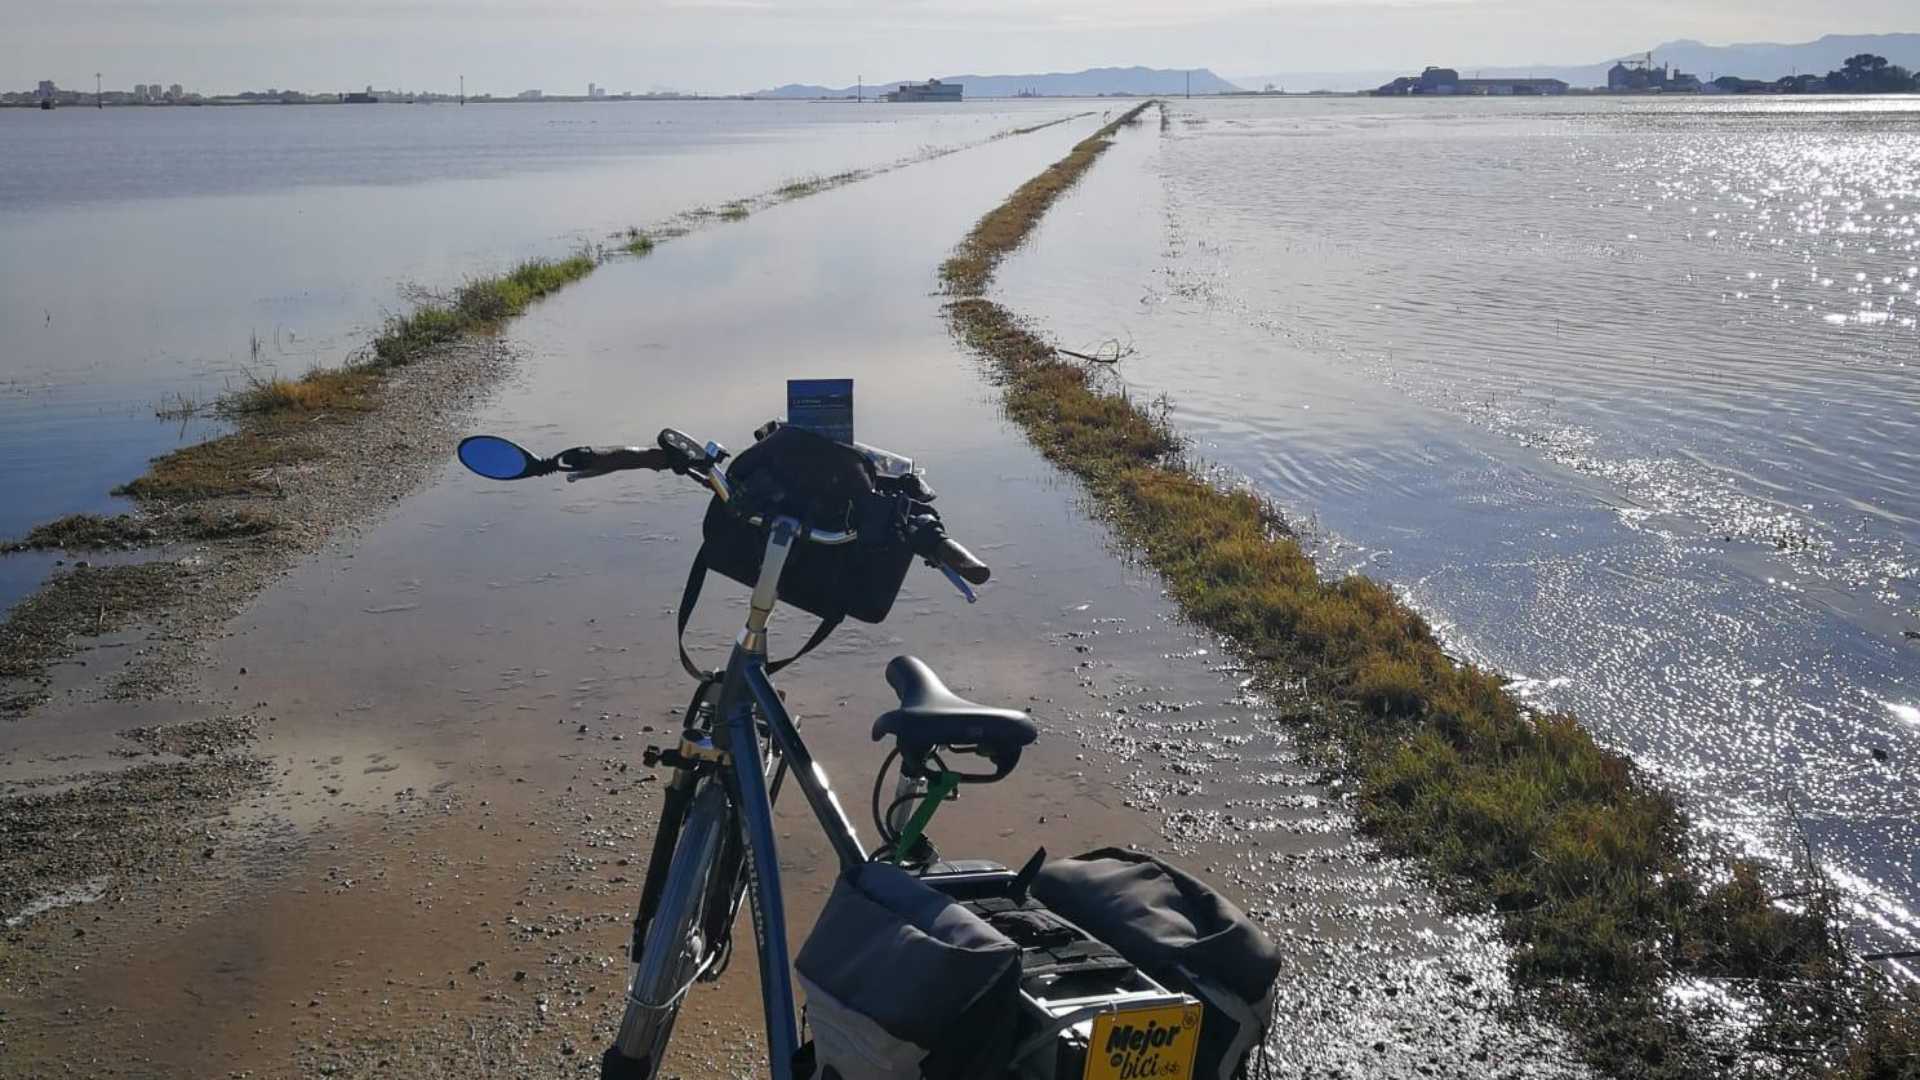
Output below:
[698,424,915,625]
[1032,848,1283,1080]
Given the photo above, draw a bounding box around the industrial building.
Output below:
[883,79,962,103]
[1373,68,1568,96]
[1608,57,1702,93]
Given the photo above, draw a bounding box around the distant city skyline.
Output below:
[5,0,1915,98]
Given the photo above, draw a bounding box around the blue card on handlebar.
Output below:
[787,379,854,445]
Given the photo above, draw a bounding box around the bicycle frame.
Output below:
[614,517,869,1080]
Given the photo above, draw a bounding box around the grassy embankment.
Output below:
[117,253,595,502]
[0,254,596,716]
[941,100,1917,1078]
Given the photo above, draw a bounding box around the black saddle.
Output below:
[872,656,1037,780]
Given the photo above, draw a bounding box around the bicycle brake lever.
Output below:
[938,564,977,604]
[565,468,616,483]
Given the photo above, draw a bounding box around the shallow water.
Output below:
[0,99,1077,610]
[1001,96,1920,960]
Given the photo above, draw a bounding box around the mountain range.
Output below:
[1233,32,1920,93]
[753,66,1241,99]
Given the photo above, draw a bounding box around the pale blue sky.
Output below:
[7,0,1916,96]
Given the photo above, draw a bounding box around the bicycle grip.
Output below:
[935,538,991,585]
[554,446,675,474]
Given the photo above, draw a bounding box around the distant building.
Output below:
[36,79,56,100]
[517,89,543,100]
[1457,77,1568,96]
[341,91,379,103]
[883,78,962,103]
[588,82,606,99]
[1373,67,1566,96]
[1607,58,1701,93]
[168,83,184,101]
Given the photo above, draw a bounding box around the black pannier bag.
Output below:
[795,862,1021,1080]
[1031,849,1283,1080]
[699,423,917,625]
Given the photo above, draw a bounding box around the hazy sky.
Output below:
[8,0,1915,95]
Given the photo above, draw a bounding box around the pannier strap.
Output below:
[676,545,843,681]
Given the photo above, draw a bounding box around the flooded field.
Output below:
[0,110,1583,1077]
[999,96,1920,962]
[8,91,1917,1076]
[0,99,1081,612]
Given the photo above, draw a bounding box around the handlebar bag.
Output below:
[700,424,916,625]
[796,862,1020,1080]
[1032,848,1282,1080]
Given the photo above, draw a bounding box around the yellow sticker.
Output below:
[1083,1002,1203,1080]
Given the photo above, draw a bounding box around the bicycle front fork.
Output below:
[605,778,730,1078]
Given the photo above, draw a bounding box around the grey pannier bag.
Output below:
[1031,848,1283,1080]
[795,862,1021,1080]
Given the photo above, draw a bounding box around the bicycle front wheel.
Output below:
[602,776,732,1079]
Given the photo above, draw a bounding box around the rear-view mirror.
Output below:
[457,435,544,480]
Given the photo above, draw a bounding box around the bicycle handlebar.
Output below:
[555,445,677,479]
[508,427,990,583]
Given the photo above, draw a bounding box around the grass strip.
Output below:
[368,252,596,369]
[941,102,1917,1077]
[942,103,1155,296]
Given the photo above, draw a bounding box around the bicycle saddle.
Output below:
[873,656,1037,779]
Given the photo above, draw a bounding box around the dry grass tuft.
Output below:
[113,430,317,502]
[3,514,157,553]
[224,367,382,416]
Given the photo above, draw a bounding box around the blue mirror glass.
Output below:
[458,435,539,480]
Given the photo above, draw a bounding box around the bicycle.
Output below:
[458,420,1265,1080]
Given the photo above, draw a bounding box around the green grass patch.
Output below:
[942,105,1916,1074]
[622,227,656,255]
[369,253,596,367]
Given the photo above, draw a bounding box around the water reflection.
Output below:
[0,100,1082,610]
[998,96,1920,958]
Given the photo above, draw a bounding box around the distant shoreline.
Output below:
[3,94,1167,109]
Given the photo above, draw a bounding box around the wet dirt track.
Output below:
[3,115,1585,1079]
